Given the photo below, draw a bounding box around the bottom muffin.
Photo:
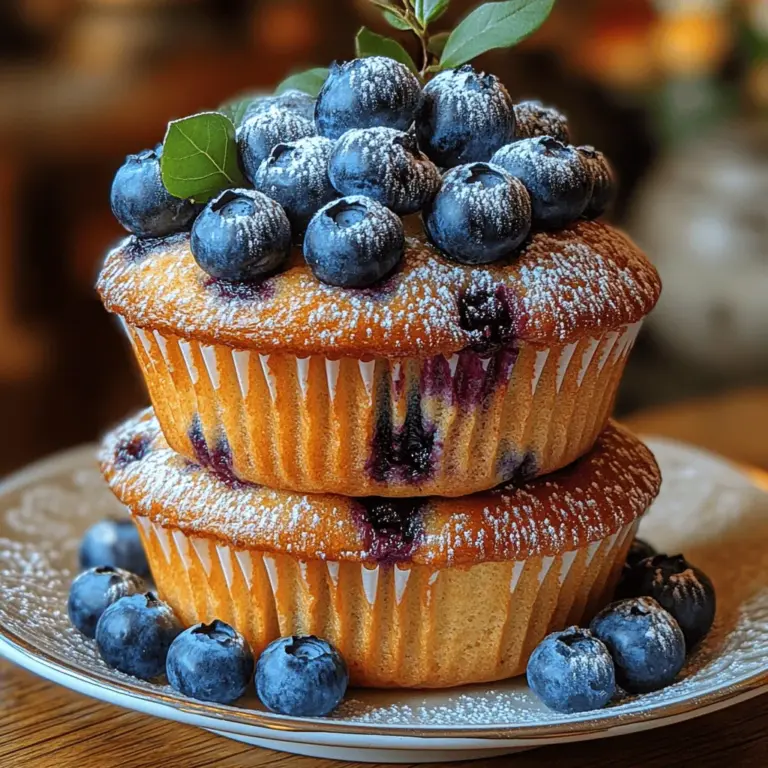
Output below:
[100,409,661,689]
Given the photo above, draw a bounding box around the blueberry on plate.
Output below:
[590,597,686,694]
[166,620,254,705]
[110,147,201,238]
[256,635,348,717]
[253,136,337,232]
[328,127,440,215]
[626,537,657,568]
[315,56,421,140]
[626,554,716,649]
[95,592,182,680]
[576,145,615,219]
[416,64,515,168]
[424,162,531,264]
[513,100,570,143]
[68,566,145,639]
[191,188,292,282]
[491,137,592,230]
[79,519,149,577]
[526,626,616,713]
[304,195,404,287]
[238,107,316,183]
[243,89,316,123]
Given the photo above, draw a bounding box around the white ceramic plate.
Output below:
[0,438,767,763]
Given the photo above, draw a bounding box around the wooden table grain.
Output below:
[2,389,768,768]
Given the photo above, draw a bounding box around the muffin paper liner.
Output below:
[120,319,641,497]
[135,516,637,688]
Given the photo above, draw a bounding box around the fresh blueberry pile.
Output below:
[68,518,349,713]
[110,56,616,288]
[526,538,715,713]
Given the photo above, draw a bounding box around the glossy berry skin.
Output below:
[514,100,570,143]
[576,145,615,219]
[491,137,592,230]
[191,189,291,282]
[416,65,515,168]
[315,57,421,140]
[526,627,616,713]
[68,566,144,639]
[110,148,200,238]
[424,162,531,265]
[79,519,149,577]
[624,554,716,649]
[329,127,440,215]
[95,592,182,680]
[255,635,348,717]
[166,620,254,705]
[253,136,337,232]
[238,107,315,183]
[304,195,404,288]
[590,597,686,694]
[243,89,316,123]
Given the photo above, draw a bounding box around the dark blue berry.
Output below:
[243,89,316,123]
[166,620,254,705]
[255,635,348,717]
[626,537,657,567]
[238,107,315,183]
[329,127,439,215]
[304,196,404,287]
[526,627,616,713]
[315,57,421,140]
[624,554,716,649]
[68,566,144,639]
[253,136,337,232]
[576,145,615,219]
[514,100,570,143]
[590,597,686,694]
[79,519,149,577]
[424,162,531,264]
[95,592,182,679]
[110,148,201,238]
[191,188,291,282]
[491,137,592,229]
[416,64,515,168]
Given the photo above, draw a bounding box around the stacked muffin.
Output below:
[98,58,662,688]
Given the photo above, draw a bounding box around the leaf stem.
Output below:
[399,0,433,79]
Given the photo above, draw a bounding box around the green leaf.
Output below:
[355,27,419,74]
[427,31,450,56]
[415,0,450,26]
[276,67,329,97]
[160,112,244,203]
[382,9,412,30]
[440,0,555,69]
[217,92,261,127]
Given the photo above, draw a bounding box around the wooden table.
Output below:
[2,389,768,768]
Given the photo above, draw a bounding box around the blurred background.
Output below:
[0,0,766,476]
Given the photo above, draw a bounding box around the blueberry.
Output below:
[110,148,201,237]
[166,620,254,704]
[424,162,531,264]
[243,89,316,123]
[68,566,145,639]
[304,195,404,287]
[315,57,421,140]
[623,554,716,649]
[526,627,616,713]
[95,592,183,680]
[576,145,615,219]
[253,136,337,232]
[626,537,657,567]
[329,127,440,215]
[590,597,686,694]
[79,519,150,577]
[514,100,570,143]
[191,188,291,282]
[491,137,592,229]
[255,635,348,717]
[238,107,315,183]
[416,64,515,168]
